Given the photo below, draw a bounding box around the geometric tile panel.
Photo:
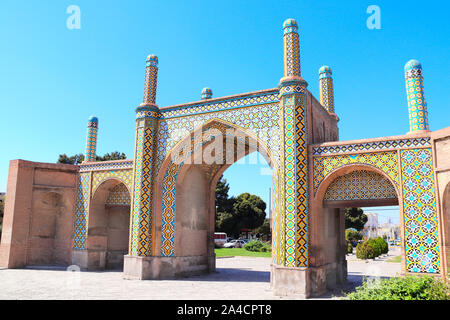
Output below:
[105,183,131,205]
[156,102,282,179]
[156,90,279,119]
[92,169,133,195]
[72,172,90,250]
[324,170,398,201]
[400,148,440,273]
[160,162,181,256]
[313,151,399,195]
[312,137,431,156]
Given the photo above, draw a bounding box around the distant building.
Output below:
[377,223,400,241]
[363,212,378,239]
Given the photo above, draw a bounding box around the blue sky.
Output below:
[0,1,448,223]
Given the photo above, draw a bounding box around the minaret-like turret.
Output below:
[404,59,430,133]
[84,116,98,162]
[128,54,161,258]
[142,54,159,107]
[201,87,212,100]
[319,66,335,115]
[276,18,308,269]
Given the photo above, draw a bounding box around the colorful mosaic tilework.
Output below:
[105,183,131,205]
[405,60,429,132]
[144,55,158,104]
[79,160,133,172]
[313,151,399,195]
[400,148,440,273]
[324,170,397,201]
[91,169,133,195]
[160,162,181,256]
[283,19,300,77]
[294,94,308,267]
[156,102,281,178]
[278,89,308,268]
[318,66,334,113]
[85,118,98,162]
[312,137,430,156]
[158,91,279,119]
[130,127,144,255]
[73,172,90,250]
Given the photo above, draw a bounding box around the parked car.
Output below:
[223,239,247,248]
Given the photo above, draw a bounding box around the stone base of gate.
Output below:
[270,264,310,298]
[72,249,107,270]
[123,254,216,280]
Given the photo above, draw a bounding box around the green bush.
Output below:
[345,229,363,241]
[375,237,389,254]
[346,240,353,254]
[366,239,382,257]
[244,240,271,252]
[346,276,450,300]
[356,241,377,259]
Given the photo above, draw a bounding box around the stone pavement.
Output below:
[0,248,402,300]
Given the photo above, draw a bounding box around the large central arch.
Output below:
[148,119,277,277]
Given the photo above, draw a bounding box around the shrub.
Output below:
[346,240,353,254]
[244,240,271,252]
[345,229,363,241]
[356,241,377,259]
[375,237,389,254]
[366,239,382,257]
[346,276,450,300]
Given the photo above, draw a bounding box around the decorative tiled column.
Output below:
[405,60,430,133]
[84,116,98,162]
[318,66,335,115]
[128,55,160,257]
[272,18,310,298]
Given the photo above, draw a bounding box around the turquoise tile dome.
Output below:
[405,59,422,72]
[147,54,158,63]
[201,87,212,99]
[283,18,298,29]
[88,116,98,123]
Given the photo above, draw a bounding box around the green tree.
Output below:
[214,177,267,238]
[253,218,271,239]
[231,193,266,237]
[345,229,363,241]
[57,151,126,164]
[345,207,368,231]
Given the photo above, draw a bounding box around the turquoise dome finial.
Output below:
[88,115,98,123]
[319,65,332,75]
[283,18,298,29]
[201,87,213,100]
[146,54,158,66]
[405,59,421,72]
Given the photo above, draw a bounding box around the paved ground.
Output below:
[0,247,401,300]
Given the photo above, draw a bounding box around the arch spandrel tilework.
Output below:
[313,151,399,195]
[156,101,282,178]
[324,170,397,201]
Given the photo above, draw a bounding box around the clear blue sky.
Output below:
[0,1,448,223]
